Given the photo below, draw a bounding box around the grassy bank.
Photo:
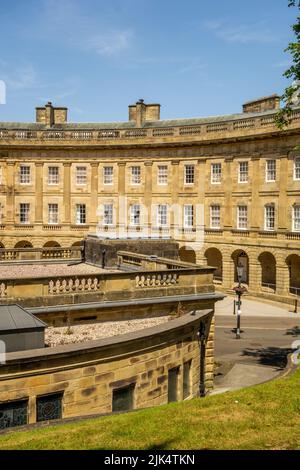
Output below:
[0,368,299,450]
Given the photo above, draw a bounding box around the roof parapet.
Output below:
[243,94,280,114]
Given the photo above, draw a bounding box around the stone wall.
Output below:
[85,237,179,267]
[0,310,214,423]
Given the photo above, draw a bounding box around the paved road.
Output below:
[211,297,300,392]
[215,315,300,368]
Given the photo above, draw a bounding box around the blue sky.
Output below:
[0,0,297,122]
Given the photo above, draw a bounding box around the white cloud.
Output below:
[4,64,37,90]
[203,19,276,44]
[39,0,134,58]
[177,60,207,74]
[83,29,133,56]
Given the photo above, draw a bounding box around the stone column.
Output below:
[224,157,233,230]
[196,158,207,265]
[251,156,260,230]
[6,161,15,225]
[144,161,153,233]
[90,162,99,227]
[248,255,261,294]
[63,163,71,225]
[171,161,180,239]
[117,162,126,237]
[222,250,234,289]
[276,260,290,297]
[35,162,43,224]
[278,154,288,231]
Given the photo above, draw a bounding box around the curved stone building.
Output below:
[0,94,300,303]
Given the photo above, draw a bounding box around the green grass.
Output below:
[1,369,300,450]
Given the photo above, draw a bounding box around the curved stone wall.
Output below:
[0,309,214,425]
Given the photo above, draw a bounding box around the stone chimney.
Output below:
[243,94,281,114]
[129,99,161,127]
[36,102,68,127]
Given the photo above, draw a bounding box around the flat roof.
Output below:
[0,263,118,280]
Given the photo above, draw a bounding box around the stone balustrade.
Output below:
[1,109,299,145]
[0,247,83,262]
[0,252,215,307]
[135,273,179,288]
[49,277,100,294]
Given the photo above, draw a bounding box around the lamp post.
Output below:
[198,320,206,397]
[233,263,247,339]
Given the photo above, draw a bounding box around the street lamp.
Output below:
[233,262,247,339]
[198,321,207,397]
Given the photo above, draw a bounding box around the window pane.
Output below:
[48,167,59,185]
[293,205,300,231]
[76,204,86,225]
[130,204,140,226]
[237,205,248,229]
[20,203,30,224]
[294,158,300,180]
[48,204,58,224]
[112,385,134,412]
[158,165,168,185]
[184,205,194,227]
[20,165,31,184]
[210,205,220,228]
[0,399,28,430]
[211,163,221,183]
[76,166,87,185]
[265,205,275,231]
[36,393,63,422]
[103,166,113,185]
[157,204,168,226]
[104,204,113,225]
[239,162,248,182]
[185,165,195,184]
[131,166,141,184]
[168,367,179,403]
[266,160,276,182]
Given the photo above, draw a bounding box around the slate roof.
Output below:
[0,304,47,332]
[0,108,283,131]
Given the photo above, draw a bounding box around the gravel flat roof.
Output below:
[0,263,118,280]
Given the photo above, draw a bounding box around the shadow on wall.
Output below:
[241,347,293,369]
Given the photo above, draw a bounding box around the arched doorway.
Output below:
[14,241,33,248]
[286,254,300,295]
[179,246,196,264]
[204,248,223,282]
[232,250,249,284]
[259,252,276,291]
[43,241,61,248]
[71,241,83,248]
